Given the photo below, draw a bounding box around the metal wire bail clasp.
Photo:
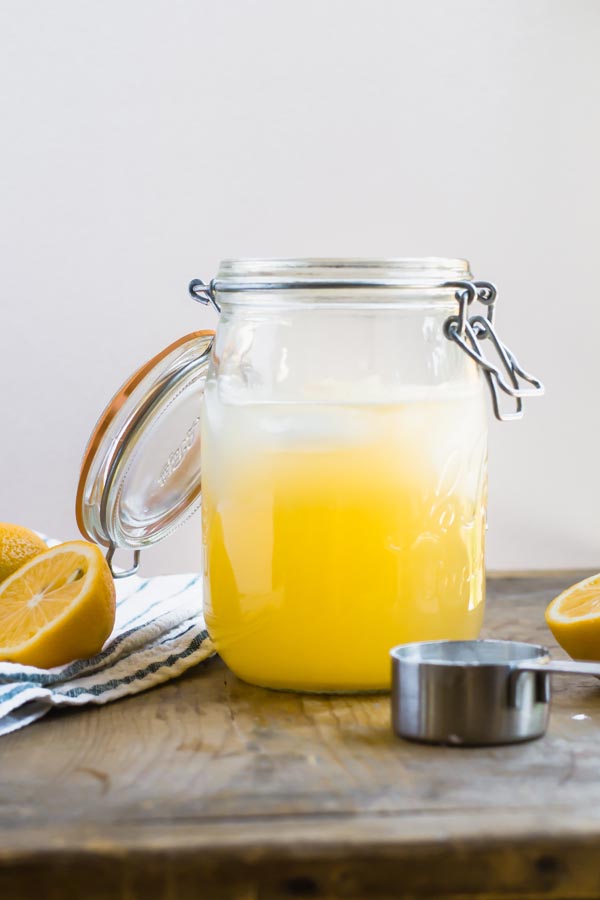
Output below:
[443,281,544,421]
[106,543,141,579]
[189,278,221,313]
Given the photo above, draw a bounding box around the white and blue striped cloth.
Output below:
[0,539,214,736]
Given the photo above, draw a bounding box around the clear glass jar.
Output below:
[200,259,488,692]
[77,257,542,694]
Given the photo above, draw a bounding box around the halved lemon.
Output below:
[0,523,48,583]
[0,541,116,668]
[545,573,600,660]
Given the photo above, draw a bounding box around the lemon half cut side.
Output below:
[0,540,116,668]
[546,573,600,661]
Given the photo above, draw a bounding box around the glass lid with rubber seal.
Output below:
[76,331,214,577]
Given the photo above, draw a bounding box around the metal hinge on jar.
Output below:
[443,281,544,421]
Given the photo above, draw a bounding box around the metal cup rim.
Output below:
[390,638,551,668]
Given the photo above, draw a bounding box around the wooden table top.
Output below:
[2,571,600,900]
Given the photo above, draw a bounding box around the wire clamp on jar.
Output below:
[106,543,141,579]
[189,279,221,313]
[443,281,544,421]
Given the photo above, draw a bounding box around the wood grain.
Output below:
[1,571,600,899]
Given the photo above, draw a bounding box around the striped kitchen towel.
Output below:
[0,538,214,736]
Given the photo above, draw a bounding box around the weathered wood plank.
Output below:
[0,571,599,899]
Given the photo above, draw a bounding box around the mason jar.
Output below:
[77,258,542,693]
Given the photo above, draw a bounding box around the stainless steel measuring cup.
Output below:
[390,639,600,746]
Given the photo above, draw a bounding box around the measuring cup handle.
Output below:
[520,659,600,678]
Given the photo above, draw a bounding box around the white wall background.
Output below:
[1,0,599,574]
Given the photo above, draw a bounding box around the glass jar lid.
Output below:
[76,331,214,576]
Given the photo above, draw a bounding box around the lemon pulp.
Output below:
[546,574,600,661]
[0,541,116,668]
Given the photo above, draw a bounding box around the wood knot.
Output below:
[283,874,319,896]
[535,854,561,876]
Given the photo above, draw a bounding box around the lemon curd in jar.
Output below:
[201,381,487,692]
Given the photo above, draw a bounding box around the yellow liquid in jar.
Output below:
[202,388,486,692]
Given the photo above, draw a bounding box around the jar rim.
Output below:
[215,257,471,290]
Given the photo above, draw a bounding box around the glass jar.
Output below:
[77,258,543,693]
[201,258,487,692]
